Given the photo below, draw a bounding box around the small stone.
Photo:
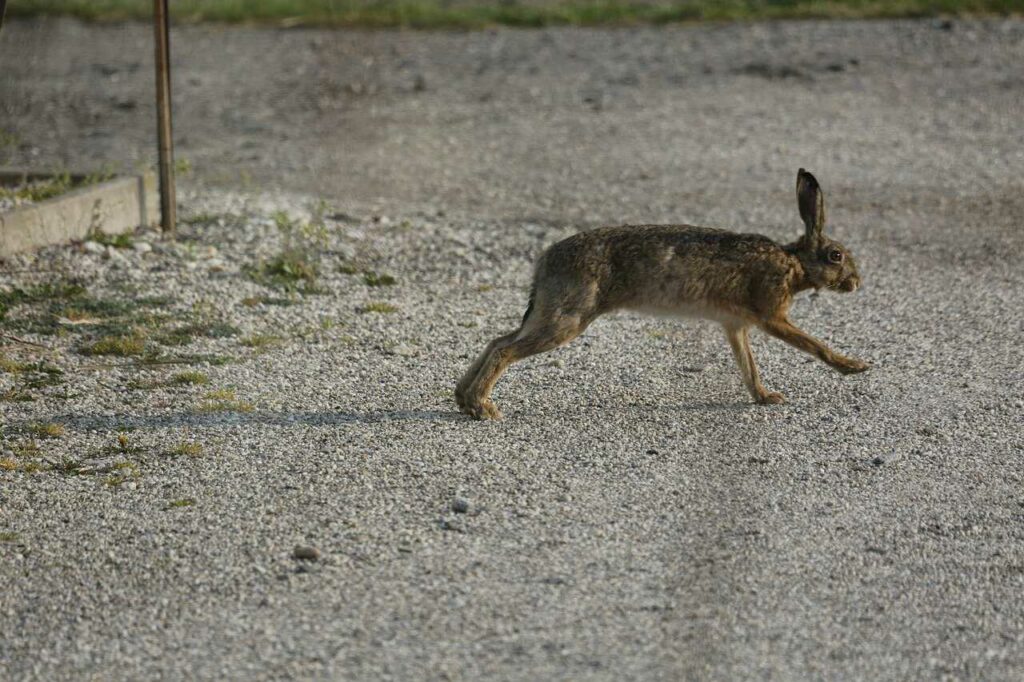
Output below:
[452,497,471,514]
[82,240,104,254]
[133,241,152,254]
[206,258,226,271]
[292,545,320,561]
[547,358,565,368]
[388,343,417,357]
[871,456,886,467]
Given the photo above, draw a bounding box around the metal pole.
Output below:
[0,1,8,32]
[154,0,176,235]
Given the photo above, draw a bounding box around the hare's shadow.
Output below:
[25,409,460,432]
[18,399,761,433]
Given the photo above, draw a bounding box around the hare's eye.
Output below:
[827,249,844,264]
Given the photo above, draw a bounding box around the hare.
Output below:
[455,169,869,420]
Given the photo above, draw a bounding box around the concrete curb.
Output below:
[0,169,159,257]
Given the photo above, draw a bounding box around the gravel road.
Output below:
[2,16,1024,681]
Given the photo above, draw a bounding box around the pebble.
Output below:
[133,241,153,254]
[452,497,471,514]
[292,545,321,561]
[388,343,417,357]
[82,240,104,254]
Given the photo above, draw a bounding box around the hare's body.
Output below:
[535,225,798,323]
[456,170,869,420]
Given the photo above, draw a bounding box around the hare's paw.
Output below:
[756,391,786,405]
[837,358,871,375]
[460,397,503,421]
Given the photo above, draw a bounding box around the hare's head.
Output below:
[791,169,861,293]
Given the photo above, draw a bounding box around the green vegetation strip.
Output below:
[9,0,1023,28]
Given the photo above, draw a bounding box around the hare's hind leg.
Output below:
[457,304,591,420]
[724,324,784,405]
[455,330,518,417]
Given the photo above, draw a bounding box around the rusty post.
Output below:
[153,0,176,235]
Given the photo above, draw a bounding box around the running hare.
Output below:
[456,169,869,420]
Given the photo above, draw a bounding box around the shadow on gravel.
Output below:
[25,410,460,431]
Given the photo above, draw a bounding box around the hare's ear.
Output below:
[796,168,825,242]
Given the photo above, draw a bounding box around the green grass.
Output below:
[80,333,147,356]
[7,0,1023,28]
[166,442,203,457]
[0,170,114,204]
[90,231,134,249]
[0,172,74,203]
[196,388,255,413]
[240,333,285,350]
[170,370,210,386]
[361,301,399,314]
[363,271,397,287]
[28,422,64,439]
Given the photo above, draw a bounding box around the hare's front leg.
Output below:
[761,318,870,374]
[724,324,785,405]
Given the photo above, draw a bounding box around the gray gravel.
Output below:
[2,16,1024,682]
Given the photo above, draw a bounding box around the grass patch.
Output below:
[167,498,195,509]
[90,231,134,249]
[247,209,328,294]
[157,321,240,346]
[0,280,86,319]
[170,371,210,386]
[166,442,203,457]
[1,387,35,402]
[0,458,18,471]
[251,252,319,290]
[28,422,64,439]
[0,172,74,203]
[80,333,146,356]
[0,531,19,542]
[8,0,1023,28]
[361,302,399,314]
[1,279,175,344]
[104,462,140,487]
[363,271,397,287]
[241,333,285,350]
[0,170,114,205]
[0,353,32,373]
[196,388,255,414]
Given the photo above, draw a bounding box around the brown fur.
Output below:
[456,169,869,420]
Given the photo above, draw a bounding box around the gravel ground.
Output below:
[2,16,1024,681]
